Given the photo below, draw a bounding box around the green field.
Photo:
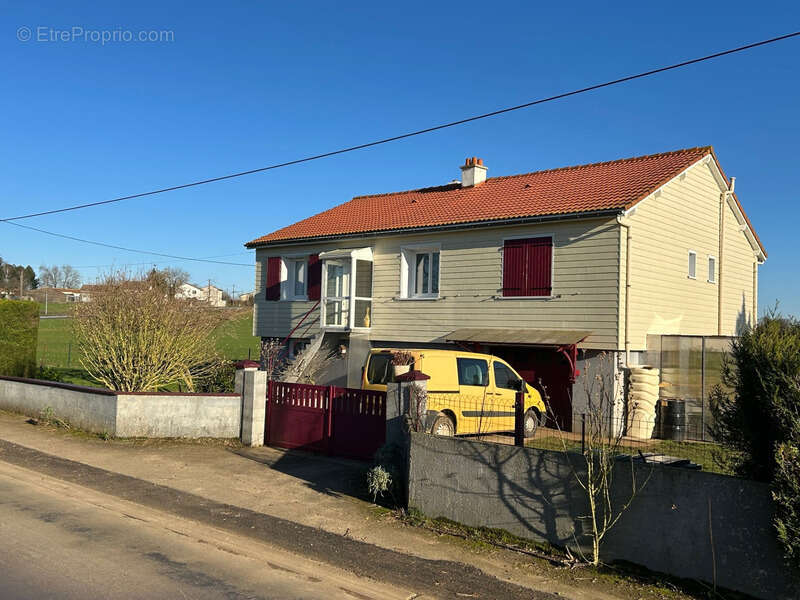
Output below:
[36,305,261,370]
[38,302,76,316]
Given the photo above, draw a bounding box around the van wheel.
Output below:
[524,409,540,438]
[431,414,455,437]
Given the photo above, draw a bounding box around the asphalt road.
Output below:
[0,461,415,600]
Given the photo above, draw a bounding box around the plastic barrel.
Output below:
[658,399,687,441]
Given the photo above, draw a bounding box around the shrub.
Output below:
[366,465,392,503]
[708,312,800,570]
[72,273,227,392]
[708,313,800,480]
[35,365,65,383]
[193,360,236,393]
[0,299,39,377]
[774,442,800,571]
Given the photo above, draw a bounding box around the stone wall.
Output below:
[0,376,241,439]
[408,432,795,600]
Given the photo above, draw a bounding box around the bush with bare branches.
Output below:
[72,273,227,391]
[550,354,652,566]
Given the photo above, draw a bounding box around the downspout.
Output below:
[753,260,758,324]
[718,177,735,335]
[617,215,631,365]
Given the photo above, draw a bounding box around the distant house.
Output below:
[239,291,255,303]
[28,287,83,303]
[245,147,766,431]
[176,283,226,307]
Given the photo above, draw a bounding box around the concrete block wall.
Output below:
[408,432,795,600]
[0,377,117,433]
[115,393,241,438]
[0,376,241,439]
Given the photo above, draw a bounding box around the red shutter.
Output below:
[502,240,526,297]
[526,237,552,296]
[265,257,281,301]
[503,237,552,297]
[307,254,321,300]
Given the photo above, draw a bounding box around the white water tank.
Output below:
[627,366,659,439]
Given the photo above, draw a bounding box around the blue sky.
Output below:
[0,2,798,313]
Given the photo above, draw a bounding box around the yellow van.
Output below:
[362,348,546,437]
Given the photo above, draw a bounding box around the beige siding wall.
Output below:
[624,160,759,350]
[721,199,758,333]
[252,239,353,339]
[254,218,621,349]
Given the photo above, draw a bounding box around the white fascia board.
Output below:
[623,153,765,262]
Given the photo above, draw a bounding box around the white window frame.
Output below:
[319,247,374,330]
[707,255,717,284]
[688,250,697,279]
[400,244,441,299]
[280,256,308,301]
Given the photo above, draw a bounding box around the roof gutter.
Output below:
[245,208,622,249]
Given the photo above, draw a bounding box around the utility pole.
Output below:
[207,278,212,305]
[18,266,23,298]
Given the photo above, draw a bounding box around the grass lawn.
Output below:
[37,316,75,367]
[526,431,735,475]
[37,301,76,316]
[36,308,260,372]
[214,310,261,361]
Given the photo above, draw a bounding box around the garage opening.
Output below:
[446,328,590,432]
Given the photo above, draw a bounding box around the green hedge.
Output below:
[0,299,39,377]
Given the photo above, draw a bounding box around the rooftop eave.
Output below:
[244,208,623,249]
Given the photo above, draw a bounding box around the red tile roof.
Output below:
[247,147,764,255]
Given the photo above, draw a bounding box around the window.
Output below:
[401,247,440,298]
[493,361,520,390]
[366,353,394,385]
[502,237,553,297]
[457,358,489,387]
[688,251,697,279]
[284,257,307,299]
[708,256,716,283]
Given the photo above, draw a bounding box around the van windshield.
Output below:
[366,353,394,385]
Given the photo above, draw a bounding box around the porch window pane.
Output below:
[431,252,439,294]
[324,299,349,326]
[354,299,372,328]
[415,253,429,295]
[355,260,373,298]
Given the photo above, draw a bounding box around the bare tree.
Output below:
[551,354,652,566]
[39,265,59,288]
[60,265,81,288]
[39,264,81,288]
[72,272,227,391]
[147,267,190,297]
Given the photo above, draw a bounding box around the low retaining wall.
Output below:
[0,376,241,438]
[408,433,795,600]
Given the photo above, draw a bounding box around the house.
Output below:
[176,282,227,307]
[27,287,83,303]
[245,147,765,430]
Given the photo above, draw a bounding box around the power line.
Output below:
[2,30,799,224]
[72,251,252,270]
[3,220,252,266]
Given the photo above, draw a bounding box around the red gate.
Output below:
[266,381,386,461]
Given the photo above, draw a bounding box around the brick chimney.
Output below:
[460,157,488,188]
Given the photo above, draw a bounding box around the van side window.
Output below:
[457,358,489,387]
[367,354,393,385]
[493,362,519,390]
